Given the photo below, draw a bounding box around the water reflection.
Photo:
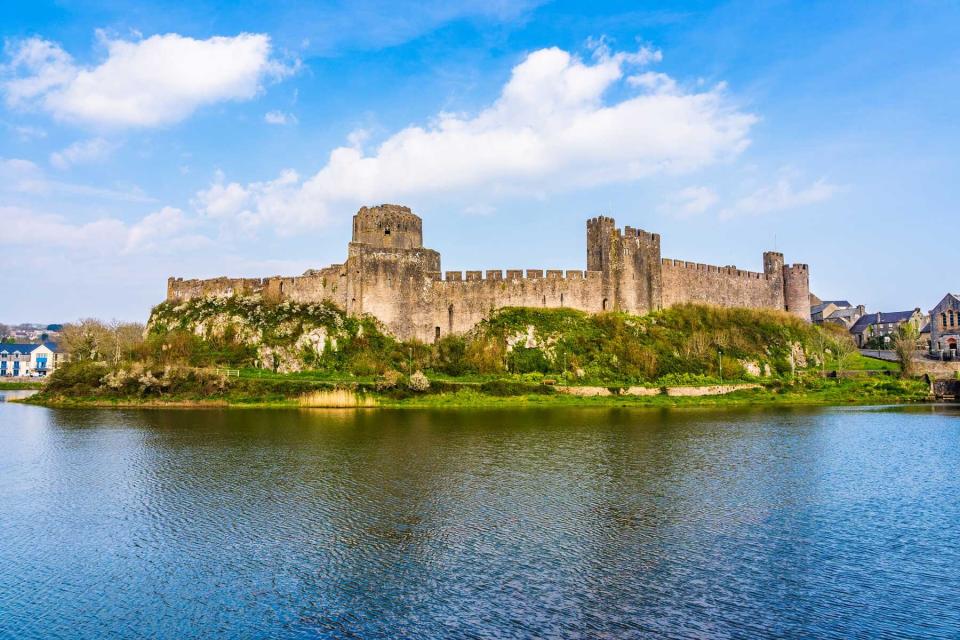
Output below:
[1,404,959,639]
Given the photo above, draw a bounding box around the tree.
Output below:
[892,321,921,377]
[59,319,111,361]
[58,319,145,363]
[108,321,146,365]
[0,323,10,342]
[831,331,858,377]
[812,328,832,375]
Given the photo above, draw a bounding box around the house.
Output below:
[0,342,65,377]
[849,308,926,348]
[810,299,866,329]
[929,293,960,359]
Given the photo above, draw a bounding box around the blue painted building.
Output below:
[0,342,63,377]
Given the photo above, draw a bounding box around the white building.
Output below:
[0,342,65,377]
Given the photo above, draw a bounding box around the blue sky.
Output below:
[2,0,957,323]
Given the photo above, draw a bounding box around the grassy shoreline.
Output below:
[0,381,44,390]
[24,378,932,410]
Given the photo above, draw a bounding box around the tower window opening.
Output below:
[384,228,391,235]
[602,298,608,311]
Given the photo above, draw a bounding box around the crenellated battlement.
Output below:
[428,269,602,284]
[661,259,768,280]
[166,203,811,342]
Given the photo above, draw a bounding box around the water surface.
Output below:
[1,402,959,638]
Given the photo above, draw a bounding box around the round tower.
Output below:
[352,204,423,250]
[783,264,811,320]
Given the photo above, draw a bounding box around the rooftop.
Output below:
[850,310,919,333]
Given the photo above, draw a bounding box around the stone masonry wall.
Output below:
[660,260,784,309]
[166,204,810,342]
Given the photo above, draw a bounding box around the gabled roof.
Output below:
[920,322,931,334]
[812,300,853,316]
[828,307,861,319]
[0,342,41,355]
[850,310,919,333]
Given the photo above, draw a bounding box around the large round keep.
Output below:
[351,204,423,249]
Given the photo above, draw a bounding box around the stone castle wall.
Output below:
[166,204,811,342]
[660,260,783,310]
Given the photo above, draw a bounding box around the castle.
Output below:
[168,204,810,342]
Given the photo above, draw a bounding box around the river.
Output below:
[1,398,958,639]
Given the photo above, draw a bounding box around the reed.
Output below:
[298,389,377,408]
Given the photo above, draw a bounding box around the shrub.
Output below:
[507,346,552,373]
[479,380,554,396]
[45,361,109,395]
[376,369,404,391]
[433,335,473,376]
[408,370,430,392]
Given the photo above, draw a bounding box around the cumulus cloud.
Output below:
[50,137,117,169]
[264,110,297,125]
[721,176,838,219]
[0,204,203,255]
[194,44,756,232]
[659,186,718,218]
[2,32,297,127]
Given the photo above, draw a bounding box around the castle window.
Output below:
[435,326,441,342]
[384,228,391,235]
[542,295,546,307]
[602,298,608,311]
[560,293,564,307]
[448,305,454,332]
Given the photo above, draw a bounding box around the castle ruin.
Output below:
[168,204,810,342]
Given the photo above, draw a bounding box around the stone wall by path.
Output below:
[555,384,760,398]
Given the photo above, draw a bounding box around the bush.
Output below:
[45,361,109,395]
[433,335,473,376]
[408,370,430,392]
[376,369,404,391]
[507,346,552,373]
[479,380,554,396]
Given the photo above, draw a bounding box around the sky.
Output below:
[2,0,957,324]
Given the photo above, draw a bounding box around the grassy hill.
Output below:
[33,297,926,406]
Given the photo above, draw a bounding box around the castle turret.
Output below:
[783,264,811,320]
[763,251,784,278]
[352,204,423,250]
[586,216,617,273]
[585,216,662,314]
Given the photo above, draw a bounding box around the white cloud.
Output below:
[6,123,47,140]
[0,204,203,255]
[50,137,117,169]
[264,110,297,125]
[195,44,756,232]
[659,186,718,218]
[2,32,297,128]
[721,177,838,219]
[0,156,153,202]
